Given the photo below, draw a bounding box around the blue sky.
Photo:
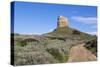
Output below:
[12,1,97,35]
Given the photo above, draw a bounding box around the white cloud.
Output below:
[70,16,97,36]
[86,31,97,35]
[49,29,54,32]
[71,16,97,25]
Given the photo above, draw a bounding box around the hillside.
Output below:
[43,27,96,43]
[12,27,97,65]
[11,16,97,65]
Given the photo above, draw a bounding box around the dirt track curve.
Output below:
[68,43,97,62]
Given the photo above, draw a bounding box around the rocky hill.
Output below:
[11,16,97,66]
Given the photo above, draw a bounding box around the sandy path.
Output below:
[68,43,97,62]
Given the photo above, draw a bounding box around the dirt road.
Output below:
[68,43,97,62]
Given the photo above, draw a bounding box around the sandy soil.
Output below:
[68,43,97,62]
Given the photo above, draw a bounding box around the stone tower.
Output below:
[57,16,68,28]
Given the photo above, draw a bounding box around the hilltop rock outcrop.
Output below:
[57,16,68,28]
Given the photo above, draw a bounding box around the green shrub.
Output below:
[72,29,80,35]
[84,38,97,56]
[46,48,69,63]
[17,41,27,47]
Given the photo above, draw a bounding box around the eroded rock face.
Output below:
[57,16,68,28]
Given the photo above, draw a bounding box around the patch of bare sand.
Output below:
[68,44,97,62]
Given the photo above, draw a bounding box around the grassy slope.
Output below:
[44,27,96,42]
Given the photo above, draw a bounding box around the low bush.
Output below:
[17,41,27,47]
[46,48,69,63]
